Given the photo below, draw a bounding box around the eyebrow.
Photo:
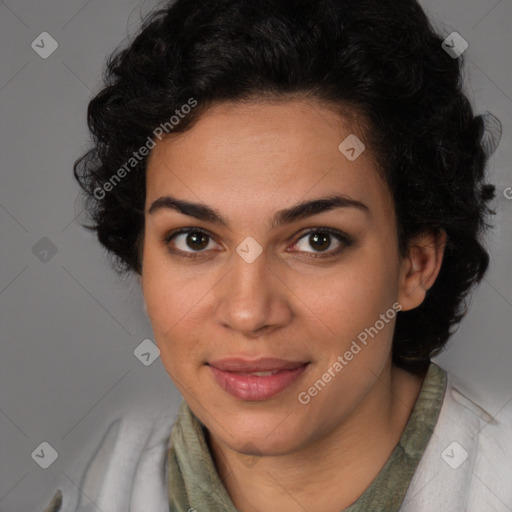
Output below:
[148,194,370,229]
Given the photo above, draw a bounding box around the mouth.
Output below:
[207,357,310,401]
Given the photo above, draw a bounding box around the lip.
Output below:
[208,357,308,372]
[207,358,310,401]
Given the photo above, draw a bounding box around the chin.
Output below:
[211,410,311,455]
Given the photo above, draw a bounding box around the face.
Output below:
[141,98,412,456]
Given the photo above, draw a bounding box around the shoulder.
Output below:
[401,362,512,511]
[446,368,512,510]
[40,403,178,512]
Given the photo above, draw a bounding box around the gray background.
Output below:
[0,0,511,510]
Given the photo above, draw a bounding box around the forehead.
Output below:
[145,99,392,221]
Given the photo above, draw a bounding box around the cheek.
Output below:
[141,250,181,351]
[296,251,397,336]
[141,250,212,371]
[142,240,184,328]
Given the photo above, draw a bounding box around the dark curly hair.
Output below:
[73,0,501,375]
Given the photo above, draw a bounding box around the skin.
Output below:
[139,97,447,512]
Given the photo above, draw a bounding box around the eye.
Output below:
[164,228,219,259]
[163,227,353,260]
[290,228,352,258]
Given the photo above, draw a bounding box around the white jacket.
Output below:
[41,364,512,511]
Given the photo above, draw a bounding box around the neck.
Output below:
[207,360,426,512]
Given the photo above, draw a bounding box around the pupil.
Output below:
[188,232,208,250]
[310,232,330,251]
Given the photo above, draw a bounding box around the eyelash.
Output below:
[163,227,353,260]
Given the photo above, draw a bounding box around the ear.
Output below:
[397,229,447,312]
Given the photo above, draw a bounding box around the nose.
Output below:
[213,247,292,338]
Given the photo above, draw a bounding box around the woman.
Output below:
[43,0,510,510]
